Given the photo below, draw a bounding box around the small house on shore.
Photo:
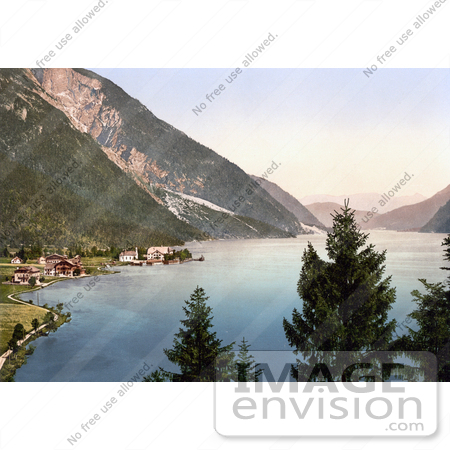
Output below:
[13,266,41,285]
[11,256,23,264]
[146,247,175,261]
[119,247,138,262]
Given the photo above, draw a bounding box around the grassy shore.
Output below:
[0,306,71,382]
[0,256,120,377]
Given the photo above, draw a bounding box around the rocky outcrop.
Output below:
[29,68,303,236]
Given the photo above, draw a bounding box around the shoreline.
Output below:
[0,270,119,381]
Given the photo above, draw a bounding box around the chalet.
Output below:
[37,256,46,264]
[119,247,138,262]
[45,254,67,264]
[13,266,40,285]
[11,256,23,264]
[146,246,175,261]
[45,260,85,277]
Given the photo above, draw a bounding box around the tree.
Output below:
[2,246,9,257]
[162,286,234,381]
[13,323,25,341]
[28,276,36,287]
[56,302,64,313]
[235,337,262,381]
[392,235,450,381]
[44,312,57,333]
[283,200,397,379]
[73,268,81,276]
[31,318,39,334]
[8,338,18,360]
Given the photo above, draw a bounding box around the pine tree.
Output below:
[163,286,234,381]
[235,337,262,381]
[393,235,450,381]
[283,200,397,379]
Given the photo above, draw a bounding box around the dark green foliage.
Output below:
[28,276,36,287]
[12,323,25,341]
[143,369,171,382]
[162,286,234,381]
[391,235,450,381]
[31,318,39,333]
[164,248,192,261]
[235,337,262,382]
[0,69,206,249]
[2,247,9,257]
[283,201,397,378]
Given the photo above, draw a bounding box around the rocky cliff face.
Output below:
[30,68,303,236]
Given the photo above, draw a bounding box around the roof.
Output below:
[44,263,57,270]
[120,250,136,256]
[15,266,40,274]
[11,257,22,262]
[46,254,66,260]
[147,247,175,254]
[55,260,77,268]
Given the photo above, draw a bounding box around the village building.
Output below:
[11,256,23,264]
[45,254,67,264]
[37,256,46,264]
[44,260,85,277]
[146,247,175,261]
[13,266,41,285]
[119,247,138,262]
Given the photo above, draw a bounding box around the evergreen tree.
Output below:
[13,323,25,341]
[235,337,262,381]
[162,286,234,381]
[392,235,450,381]
[283,200,397,379]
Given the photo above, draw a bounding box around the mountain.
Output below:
[250,175,326,230]
[31,68,304,237]
[421,199,450,233]
[300,192,427,213]
[0,69,204,248]
[366,184,450,231]
[305,202,380,229]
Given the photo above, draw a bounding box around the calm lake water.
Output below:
[15,231,449,382]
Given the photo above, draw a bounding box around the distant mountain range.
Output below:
[0,68,312,248]
[300,192,427,213]
[1,68,448,247]
[365,184,450,231]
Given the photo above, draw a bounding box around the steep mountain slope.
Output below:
[250,175,326,229]
[300,192,427,213]
[421,200,450,233]
[305,202,380,229]
[157,188,294,239]
[32,68,303,236]
[366,184,450,231]
[0,69,206,248]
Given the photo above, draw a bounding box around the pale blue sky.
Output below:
[90,68,450,199]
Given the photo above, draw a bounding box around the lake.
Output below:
[15,231,449,382]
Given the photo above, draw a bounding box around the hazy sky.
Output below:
[91,68,450,199]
